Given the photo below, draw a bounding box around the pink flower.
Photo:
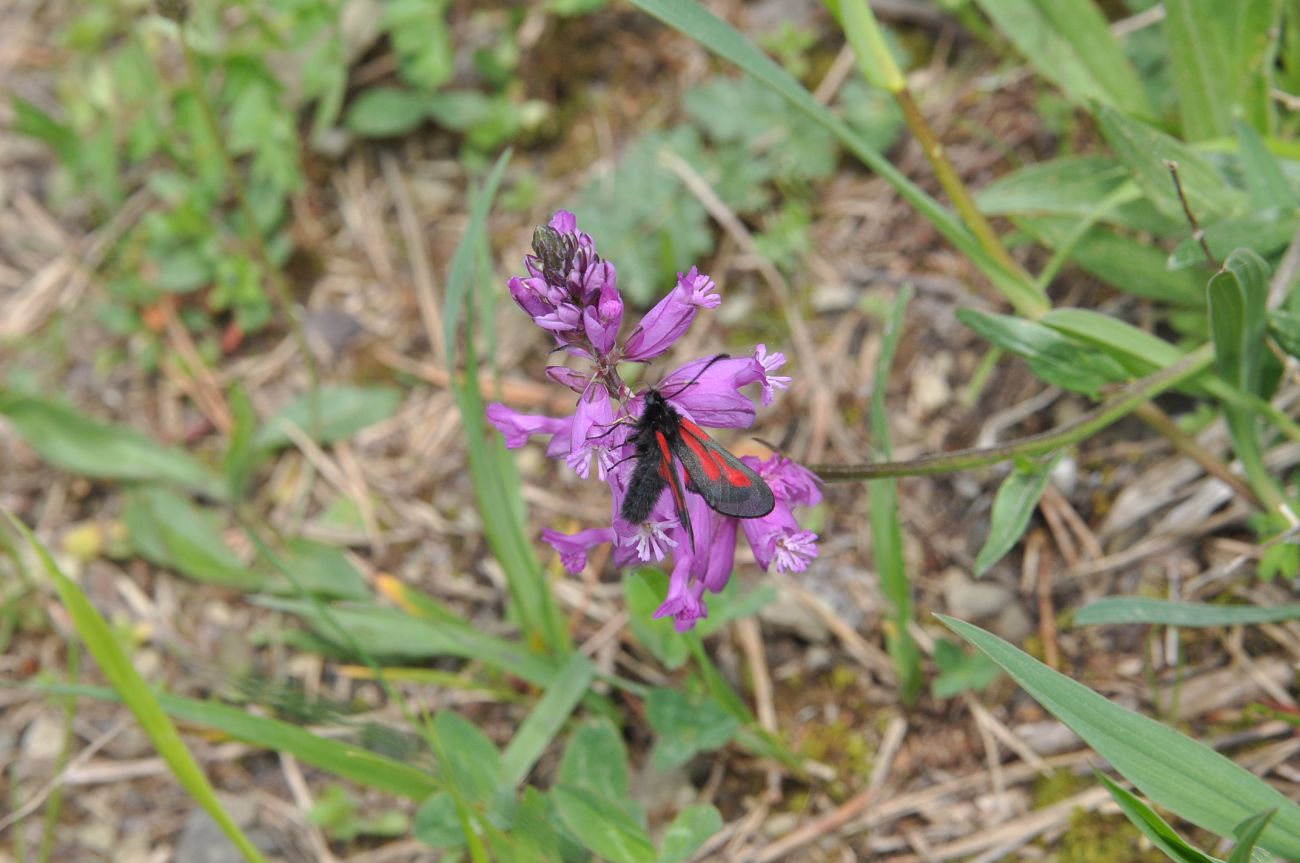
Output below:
[488,211,819,631]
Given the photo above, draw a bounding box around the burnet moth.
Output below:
[620,357,775,544]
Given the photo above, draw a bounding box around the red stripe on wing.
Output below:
[678,419,752,487]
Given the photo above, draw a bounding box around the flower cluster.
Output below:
[488,211,820,631]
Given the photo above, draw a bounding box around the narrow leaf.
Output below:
[255,385,401,450]
[500,653,595,786]
[1077,597,1300,627]
[1164,0,1283,140]
[1096,104,1245,222]
[8,515,269,862]
[957,308,1129,396]
[38,682,439,800]
[124,488,260,589]
[974,0,1150,116]
[1230,810,1279,863]
[0,392,226,499]
[974,454,1061,577]
[1235,121,1296,210]
[940,615,1300,858]
[1097,773,1222,863]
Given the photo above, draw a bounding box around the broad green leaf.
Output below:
[657,804,724,863]
[974,454,1061,577]
[500,653,595,787]
[940,615,1300,858]
[1164,0,1283,140]
[1168,208,1299,270]
[931,638,1001,699]
[413,793,464,849]
[1018,216,1207,305]
[0,391,225,499]
[977,156,1177,234]
[40,682,439,800]
[255,385,401,451]
[1077,597,1300,627]
[1097,774,1222,863]
[1096,104,1246,222]
[1042,309,1184,373]
[1229,810,1278,863]
[124,488,260,589]
[262,599,559,686]
[973,0,1150,117]
[559,719,632,801]
[344,87,431,138]
[263,538,368,599]
[625,0,1046,316]
[956,308,1129,395]
[553,786,655,863]
[512,787,562,863]
[624,569,690,669]
[433,711,502,808]
[1270,310,1300,358]
[10,518,270,862]
[1235,121,1296,210]
[646,688,740,769]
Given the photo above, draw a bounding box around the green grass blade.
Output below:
[30,682,440,800]
[625,0,1046,316]
[448,151,570,656]
[1097,773,1222,863]
[260,598,560,686]
[500,653,595,786]
[7,514,269,862]
[1164,0,1283,140]
[870,286,921,701]
[973,0,1150,117]
[940,614,1300,858]
[1229,809,1278,863]
[1077,597,1300,627]
[1041,308,1183,372]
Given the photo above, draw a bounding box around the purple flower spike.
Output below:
[492,211,819,631]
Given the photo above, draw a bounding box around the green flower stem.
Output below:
[832,0,1045,316]
[810,346,1214,481]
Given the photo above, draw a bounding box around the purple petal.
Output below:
[542,527,616,574]
[548,210,578,233]
[742,504,819,573]
[747,453,823,508]
[621,267,721,362]
[508,275,553,319]
[486,403,568,449]
[653,557,709,632]
[567,386,615,479]
[701,514,738,593]
[546,365,591,394]
[583,275,623,356]
[754,344,792,406]
[658,356,765,429]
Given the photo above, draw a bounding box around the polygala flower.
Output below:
[489,211,819,631]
